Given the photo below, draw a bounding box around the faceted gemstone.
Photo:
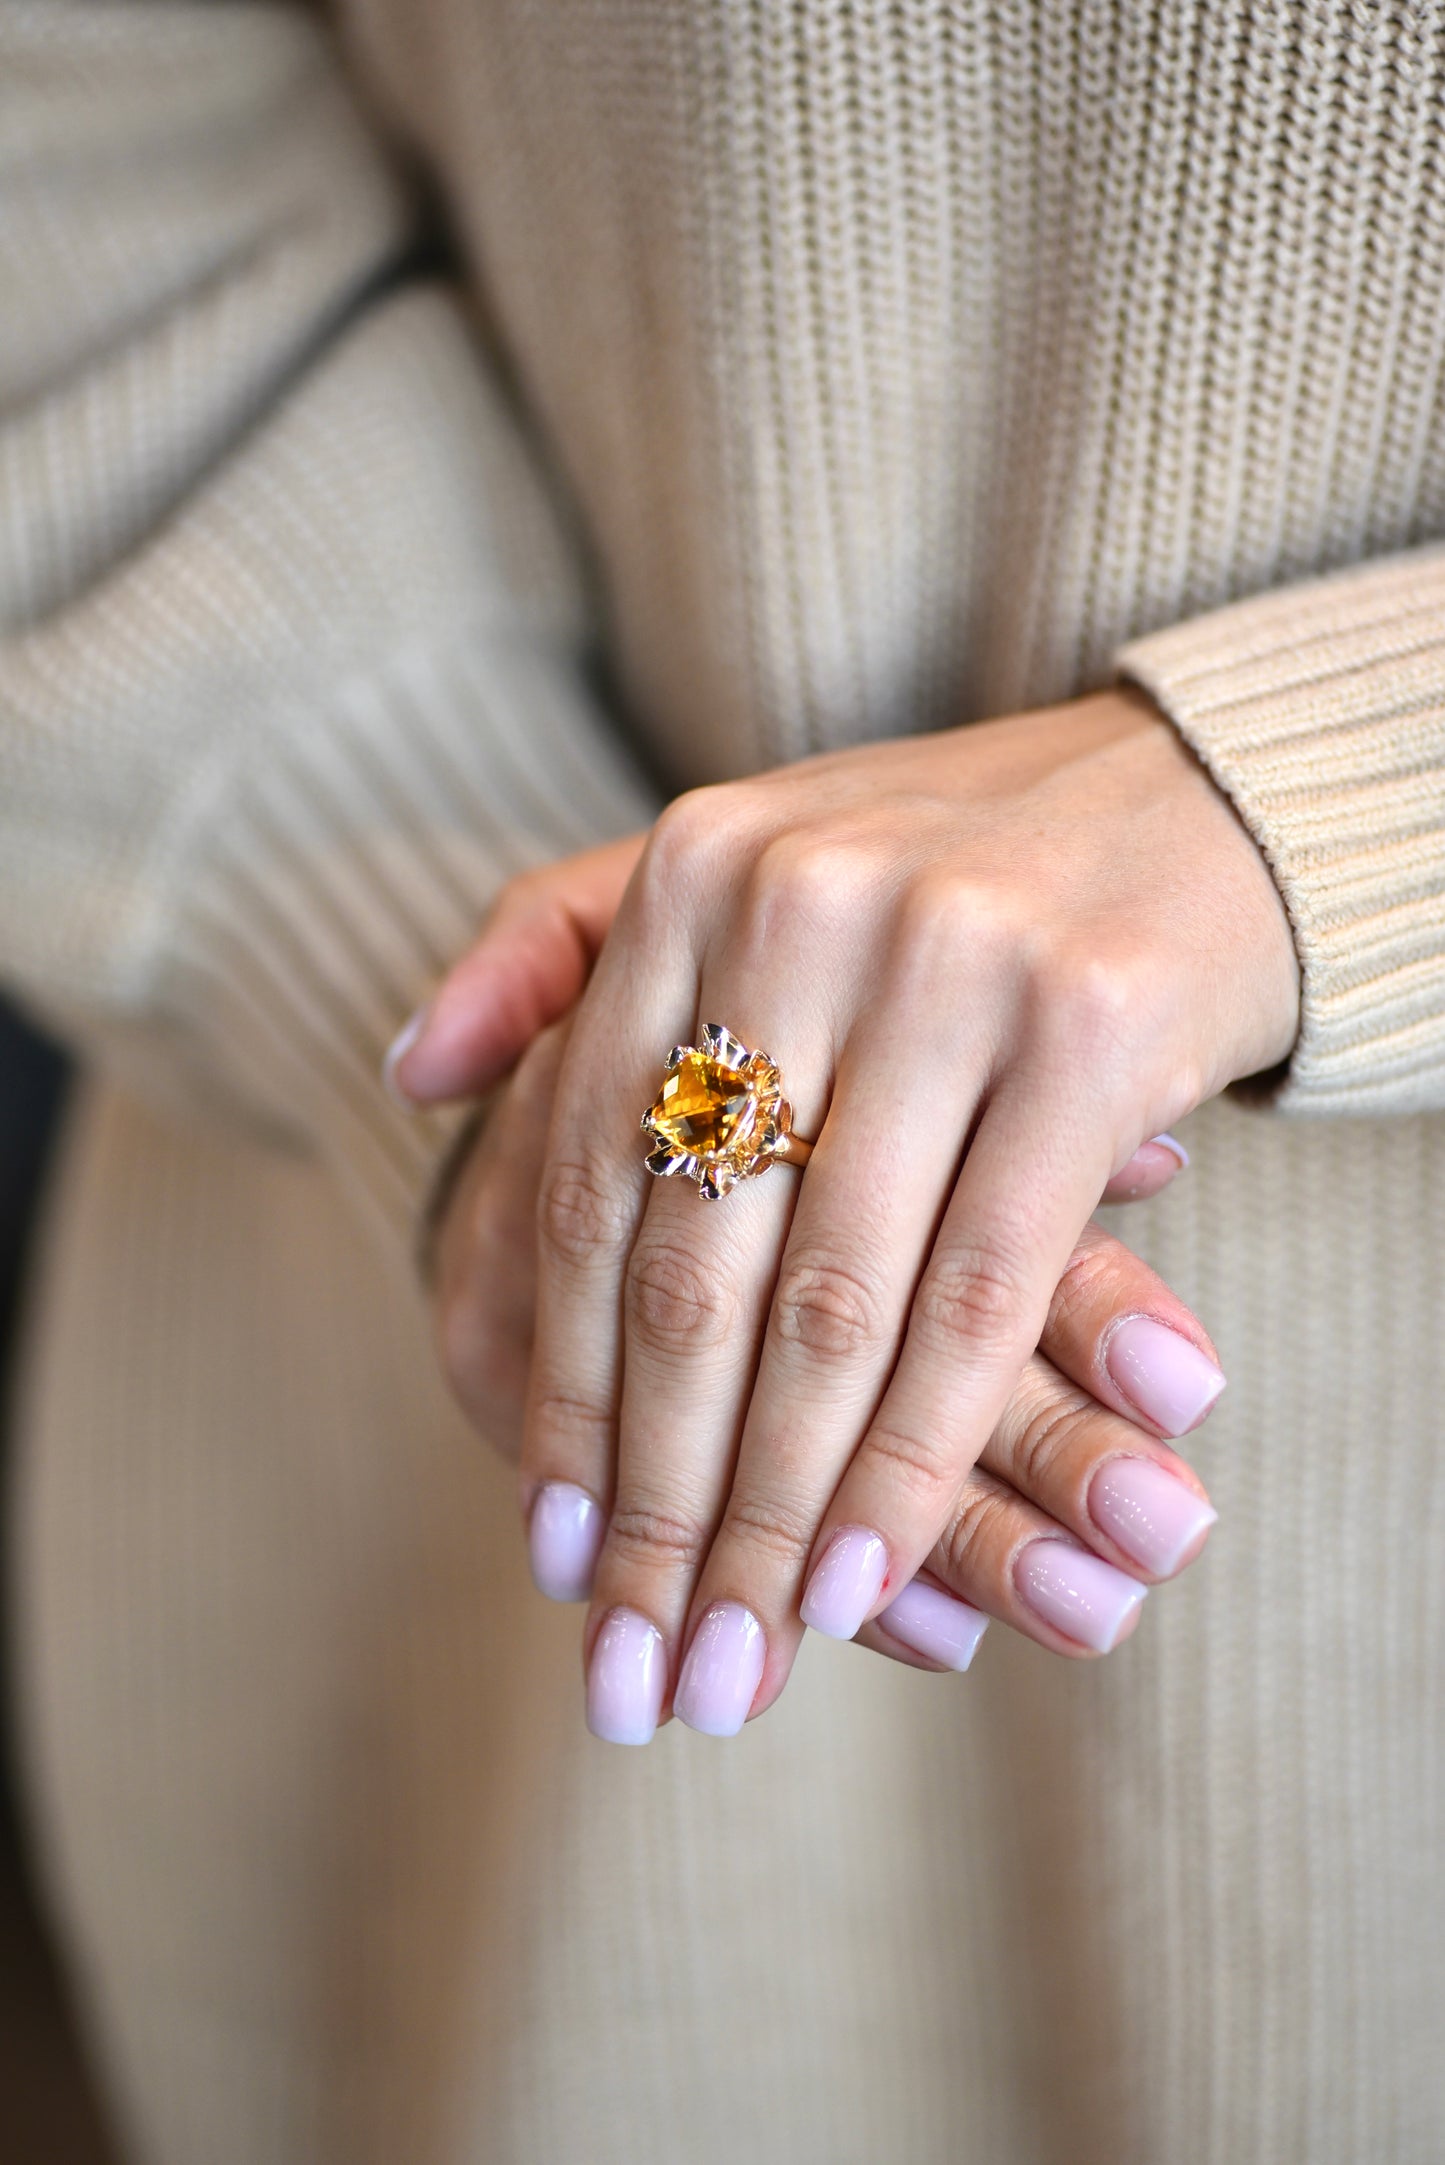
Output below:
[650,1052,759,1158]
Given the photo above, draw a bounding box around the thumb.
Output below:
[387,833,646,1103]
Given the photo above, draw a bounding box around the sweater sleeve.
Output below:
[0,4,658,1265]
[1116,546,1445,1117]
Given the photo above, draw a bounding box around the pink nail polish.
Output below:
[1090,1457,1218,1577]
[674,1602,766,1737]
[1105,1315,1226,1436]
[528,1482,606,1603]
[877,1579,989,1671]
[1149,1131,1189,1167]
[586,1609,665,1746]
[381,1003,431,1108]
[800,1526,889,1640]
[1015,1540,1146,1653]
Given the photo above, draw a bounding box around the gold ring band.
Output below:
[641,1022,815,1201]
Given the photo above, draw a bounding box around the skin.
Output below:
[403,681,1292,1710]
[429,1010,1219,1686]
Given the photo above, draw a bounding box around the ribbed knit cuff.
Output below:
[1117,546,1445,1116]
[163,628,657,1273]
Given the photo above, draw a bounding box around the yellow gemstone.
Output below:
[651,1052,758,1158]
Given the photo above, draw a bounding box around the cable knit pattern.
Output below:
[6,5,1445,2163]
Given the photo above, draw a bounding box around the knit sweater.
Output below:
[5,5,1445,2162]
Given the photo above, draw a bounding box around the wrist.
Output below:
[1106,680,1303,1079]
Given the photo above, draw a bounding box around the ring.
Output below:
[640,1021,815,1201]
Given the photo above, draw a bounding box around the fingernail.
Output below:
[1090,1456,1218,1577]
[674,1602,767,1737]
[800,1526,889,1640]
[528,1482,606,1602]
[1105,1314,1226,1436]
[586,1609,665,1746]
[1149,1131,1189,1167]
[877,1579,989,1671]
[382,1003,431,1108]
[1015,1541,1146,1653]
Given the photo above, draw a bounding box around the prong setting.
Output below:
[642,1024,796,1199]
[699,1021,749,1070]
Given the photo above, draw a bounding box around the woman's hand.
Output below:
[429,1007,1222,1705]
[394,831,1193,1206]
[505,686,1293,1739]
[403,819,1198,1464]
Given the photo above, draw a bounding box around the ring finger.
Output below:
[580,1003,835,1744]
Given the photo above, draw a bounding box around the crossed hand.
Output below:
[391,686,1297,1741]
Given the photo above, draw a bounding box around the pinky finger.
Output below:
[855,1576,991,1673]
[1099,1132,1189,1205]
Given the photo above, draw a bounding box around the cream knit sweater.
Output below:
[5,5,1445,2162]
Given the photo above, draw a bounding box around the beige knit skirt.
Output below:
[9,1079,1444,2163]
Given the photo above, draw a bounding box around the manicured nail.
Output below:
[528,1482,606,1602]
[877,1579,989,1671]
[674,1602,767,1737]
[1149,1131,1189,1167]
[1015,1541,1146,1653]
[382,1003,431,1108]
[1105,1314,1226,1436]
[1090,1456,1218,1577]
[586,1609,665,1746]
[800,1526,889,1640]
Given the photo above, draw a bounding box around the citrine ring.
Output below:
[641,1022,815,1201]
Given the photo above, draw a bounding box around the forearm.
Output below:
[0,3,657,1262]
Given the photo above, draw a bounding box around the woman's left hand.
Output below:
[513,685,1296,1731]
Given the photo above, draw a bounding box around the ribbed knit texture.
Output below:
[1121,549,1445,1114]
[5,3,1445,2162]
[0,7,655,1260]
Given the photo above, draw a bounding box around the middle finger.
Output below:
[658,1004,989,1735]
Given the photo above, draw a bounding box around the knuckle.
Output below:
[1003,1382,1097,1496]
[650,786,715,860]
[1048,1235,1127,1341]
[862,1417,961,1512]
[720,1487,819,1570]
[1031,949,1141,1074]
[772,1253,891,1364]
[606,1495,712,1575]
[899,873,1016,969]
[645,785,752,886]
[913,1242,1030,1354]
[528,1384,614,1456]
[750,832,872,925]
[537,1156,631,1269]
[625,1238,737,1352]
[937,1474,1015,1585]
